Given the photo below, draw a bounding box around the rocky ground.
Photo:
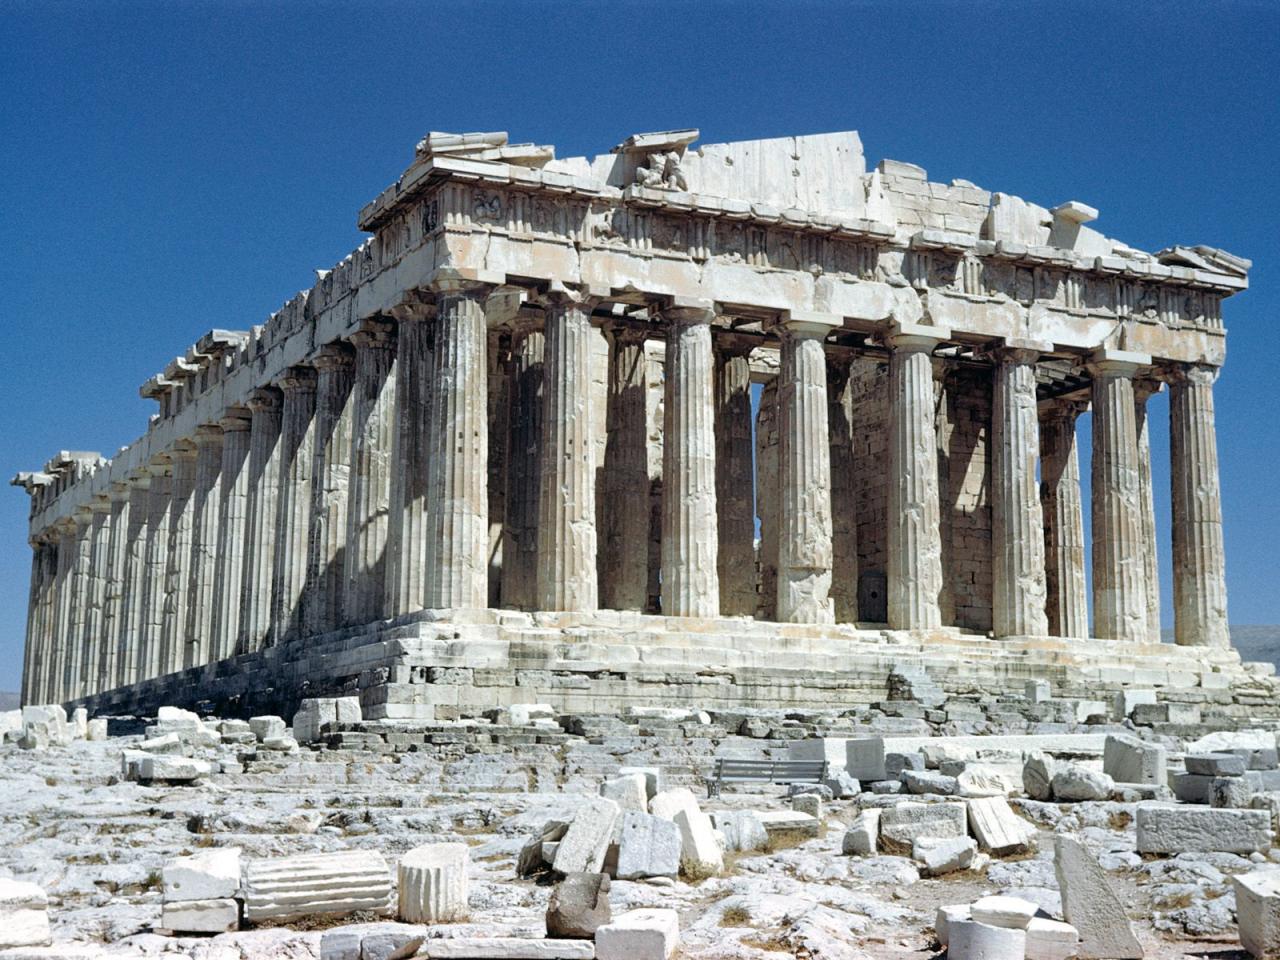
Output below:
[1,703,1278,960]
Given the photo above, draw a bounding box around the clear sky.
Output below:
[1,1,1277,694]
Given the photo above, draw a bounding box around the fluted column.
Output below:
[48,520,77,702]
[536,292,599,612]
[63,507,94,698]
[304,345,355,636]
[661,302,719,617]
[240,389,282,652]
[1039,400,1089,638]
[211,408,252,660]
[600,322,650,612]
[991,346,1049,637]
[186,425,223,667]
[1134,379,1162,643]
[117,472,151,687]
[501,312,544,611]
[1089,351,1149,642]
[98,483,129,691]
[424,281,490,609]
[139,459,172,680]
[828,356,859,624]
[343,320,397,624]
[1168,363,1230,647]
[161,443,197,675]
[22,538,52,705]
[887,329,946,630]
[714,339,757,618]
[388,305,435,616]
[78,497,111,695]
[273,367,317,641]
[776,316,839,623]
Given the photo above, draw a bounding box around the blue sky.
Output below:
[1,1,1277,693]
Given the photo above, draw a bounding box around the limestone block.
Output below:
[1172,772,1213,804]
[1026,918,1081,960]
[903,770,958,795]
[86,718,108,741]
[600,774,648,813]
[398,842,469,923]
[947,918,1026,960]
[878,801,967,855]
[709,810,767,853]
[936,903,970,948]
[616,812,680,880]
[1075,701,1108,722]
[553,798,620,874]
[971,895,1038,929]
[967,797,1036,855]
[1135,804,1271,854]
[1051,765,1113,802]
[517,821,568,878]
[1190,730,1276,754]
[138,756,212,782]
[618,766,661,800]
[511,703,556,726]
[886,752,926,778]
[824,771,862,798]
[1054,836,1143,959]
[22,706,69,746]
[1132,702,1201,725]
[161,897,240,934]
[790,736,849,773]
[845,737,886,781]
[422,938,596,958]
[1023,753,1057,800]
[260,735,300,753]
[1235,869,1280,958]
[1103,735,1166,785]
[163,847,242,901]
[1025,680,1051,703]
[0,879,50,948]
[913,836,977,876]
[242,850,393,922]
[1211,776,1256,809]
[957,765,1021,798]
[841,809,881,856]
[294,697,362,744]
[1187,753,1247,776]
[249,715,286,741]
[791,793,823,818]
[649,788,699,822]
[756,810,820,837]
[595,908,680,960]
[1113,689,1157,719]
[140,732,187,755]
[70,707,88,739]
[546,872,611,939]
[673,807,723,878]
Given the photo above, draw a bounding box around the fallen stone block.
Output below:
[137,755,212,783]
[790,793,823,818]
[935,903,970,948]
[971,895,1038,929]
[615,812,680,880]
[756,810,820,838]
[250,715,287,741]
[1211,776,1256,809]
[398,842,468,923]
[1103,734,1166,785]
[841,809,881,856]
[1112,689,1156,719]
[1023,752,1058,801]
[139,732,187,755]
[903,769,958,796]
[617,766,661,799]
[1189,730,1276,755]
[1051,764,1113,802]
[86,718,109,741]
[1026,917,1081,960]
[241,850,393,922]
[600,774,647,813]
[947,918,1025,960]
[846,737,887,781]
[709,810,767,853]
[21,705,69,747]
[0,879,51,948]
[553,798,620,875]
[1136,804,1271,854]
[163,847,242,901]
[161,897,240,934]
[294,696,362,744]
[878,801,967,855]
[422,938,596,958]
[1026,680,1051,703]
[789,736,850,773]
[596,907,679,960]
[823,770,861,798]
[886,751,925,778]
[517,821,568,878]
[510,703,556,726]
[1235,869,1280,959]
[673,807,723,878]
[913,836,976,876]
[1173,771,1215,804]
[1054,835,1143,959]
[957,765,1021,798]
[648,787,699,822]
[1131,702,1200,725]
[967,796,1036,855]
[546,872,611,939]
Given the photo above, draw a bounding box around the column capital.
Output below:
[509,306,546,339]
[108,481,131,502]
[246,387,282,412]
[312,342,356,370]
[72,504,94,526]
[992,338,1052,365]
[387,291,437,324]
[1162,362,1221,387]
[544,282,602,313]
[89,495,112,515]
[426,267,497,297]
[603,318,651,346]
[1132,376,1165,403]
[349,318,396,350]
[170,440,198,462]
[1087,348,1151,378]
[218,405,253,431]
[663,297,716,327]
[194,423,224,444]
[773,309,842,340]
[1039,397,1089,422]
[126,469,152,490]
[277,365,318,393]
[885,321,950,352]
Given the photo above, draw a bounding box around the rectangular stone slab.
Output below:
[1135,804,1271,854]
[422,938,596,958]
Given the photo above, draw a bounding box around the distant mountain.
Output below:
[1229,625,1280,671]
[0,692,18,711]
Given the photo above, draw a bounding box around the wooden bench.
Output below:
[707,758,829,798]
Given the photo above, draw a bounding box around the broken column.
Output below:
[398,842,469,923]
[241,850,393,923]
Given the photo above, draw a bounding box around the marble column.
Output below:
[600,322,650,612]
[387,305,435,617]
[211,408,252,661]
[887,330,946,630]
[23,537,55,705]
[272,367,317,641]
[424,282,490,609]
[304,344,355,636]
[754,377,779,621]
[99,483,130,691]
[501,311,543,611]
[1089,351,1149,642]
[661,303,719,617]
[240,389,282,653]
[342,320,397,625]
[1168,363,1230,647]
[79,497,111,695]
[1039,400,1089,638]
[20,538,45,705]
[714,339,757,618]
[991,346,1049,637]
[161,443,197,675]
[139,459,172,680]
[186,425,223,668]
[1134,379,1163,643]
[776,316,839,623]
[49,520,77,702]
[117,472,152,687]
[536,293,599,612]
[828,356,859,624]
[64,507,93,698]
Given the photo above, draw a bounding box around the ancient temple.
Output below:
[10,129,1258,719]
